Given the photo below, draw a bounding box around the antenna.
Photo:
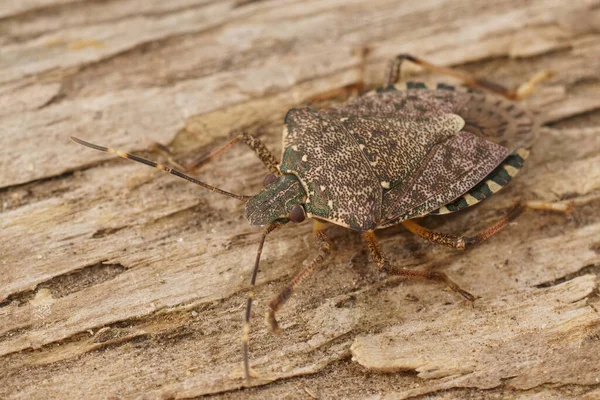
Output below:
[71,137,252,201]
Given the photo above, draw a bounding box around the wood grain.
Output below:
[1,0,599,399]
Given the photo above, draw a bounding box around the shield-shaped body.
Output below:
[279,83,537,231]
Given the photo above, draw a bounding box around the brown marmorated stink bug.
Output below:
[72,54,570,384]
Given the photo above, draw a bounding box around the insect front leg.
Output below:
[153,132,280,175]
[150,142,191,171]
[266,222,332,333]
[385,53,551,100]
[363,231,475,301]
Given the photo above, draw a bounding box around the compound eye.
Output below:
[263,173,278,187]
[289,204,306,223]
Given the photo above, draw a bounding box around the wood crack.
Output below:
[0,262,126,308]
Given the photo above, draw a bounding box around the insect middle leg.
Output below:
[363,231,475,301]
[266,222,332,333]
[152,132,280,175]
[385,53,551,100]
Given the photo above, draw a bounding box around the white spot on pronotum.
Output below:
[302,154,308,162]
[320,185,326,191]
[292,145,299,151]
[380,181,390,189]
[370,161,377,167]
[359,144,365,150]
[340,117,348,122]
[327,200,333,208]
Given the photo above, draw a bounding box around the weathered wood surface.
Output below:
[1,0,600,398]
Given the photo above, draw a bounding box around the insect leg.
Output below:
[385,53,551,100]
[185,133,280,174]
[242,222,280,384]
[525,200,573,214]
[405,200,572,251]
[363,231,474,301]
[266,222,332,333]
[149,142,191,172]
[402,203,525,251]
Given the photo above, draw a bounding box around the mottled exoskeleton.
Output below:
[72,54,565,384]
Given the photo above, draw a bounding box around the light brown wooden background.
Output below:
[1,1,600,398]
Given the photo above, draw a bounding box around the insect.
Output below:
[72,54,562,384]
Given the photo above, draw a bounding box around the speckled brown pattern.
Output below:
[430,148,529,215]
[281,108,382,230]
[341,114,464,189]
[244,174,306,226]
[327,84,538,151]
[382,130,509,224]
[279,84,532,231]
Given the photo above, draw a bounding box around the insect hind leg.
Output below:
[385,53,552,100]
[403,200,572,251]
[363,231,475,301]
